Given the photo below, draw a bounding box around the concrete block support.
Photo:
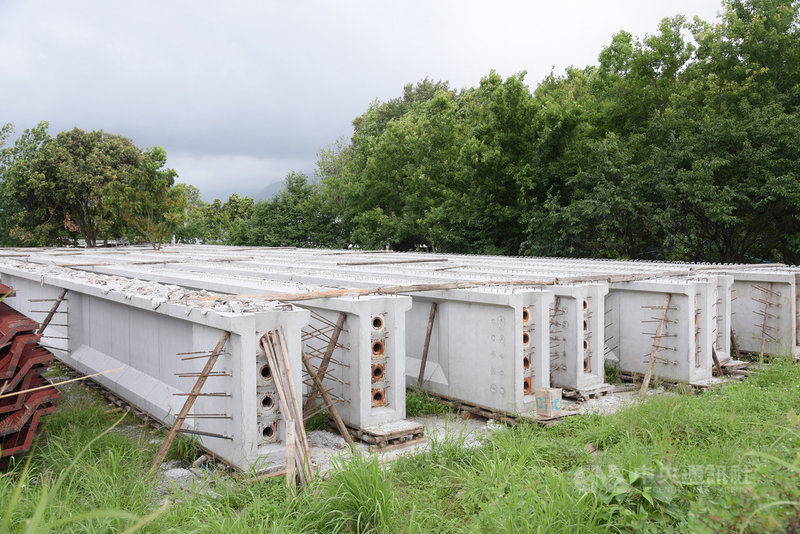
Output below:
[0,265,310,472]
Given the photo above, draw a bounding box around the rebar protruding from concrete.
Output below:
[640,294,672,397]
[303,312,347,416]
[151,330,230,471]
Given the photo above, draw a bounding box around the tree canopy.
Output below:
[0,123,186,248]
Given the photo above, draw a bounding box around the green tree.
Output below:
[244,172,345,247]
[108,147,186,249]
[1,125,141,247]
[0,122,72,245]
[174,184,209,243]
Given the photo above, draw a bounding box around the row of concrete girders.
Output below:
[0,254,418,433]
[42,247,729,387]
[4,248,594,415]
[9,252,556,415]
[7,246,796,419]
[171,245,797,359]
[8,246,731,407]
[267,247,799,357]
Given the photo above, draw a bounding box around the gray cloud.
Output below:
[1,0,722,195]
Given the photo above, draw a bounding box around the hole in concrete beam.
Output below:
[372,364,385,382]
[260,364,272,380]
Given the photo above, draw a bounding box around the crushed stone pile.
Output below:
[0,259,294,314]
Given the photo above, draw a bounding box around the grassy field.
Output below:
[1,360,799,533]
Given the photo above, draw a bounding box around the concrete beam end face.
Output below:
[405,289,554,416]
[296,295,411,431]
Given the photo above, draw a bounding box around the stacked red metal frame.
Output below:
[0,285,60,464]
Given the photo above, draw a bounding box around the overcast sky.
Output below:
[1,0,723,200]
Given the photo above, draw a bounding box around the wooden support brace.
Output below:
[261,334,299,486]
[417,302,438,388]
[711,347,724,377]
[302,353,356,449]
[261,328,313,486]
[275,327,313,480]
[303,312,347,415]
[151,330,230,471]
[639,294,671,397]
[36,288,68,335]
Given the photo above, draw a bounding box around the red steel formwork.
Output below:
[0,294,60,465]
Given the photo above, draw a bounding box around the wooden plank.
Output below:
[151,330,230,470]
[55,259,183,267]
[417,302,438,388]
[336,258,448,266]
[369,436,427,453]
[711,347,724,377]
[639,294,671,397]
[284,422,296,488]
[274,328,313,481]
[261,335,304,484]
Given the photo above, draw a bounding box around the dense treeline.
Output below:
[2,0,799,262]
[224,0,800,263]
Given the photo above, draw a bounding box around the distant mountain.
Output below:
[199,180,284,203]
[254,180,286,200]
[199,174,320,203]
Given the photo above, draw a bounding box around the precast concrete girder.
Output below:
[0,264,310,472]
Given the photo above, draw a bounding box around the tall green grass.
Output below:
[2,359,798,532]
